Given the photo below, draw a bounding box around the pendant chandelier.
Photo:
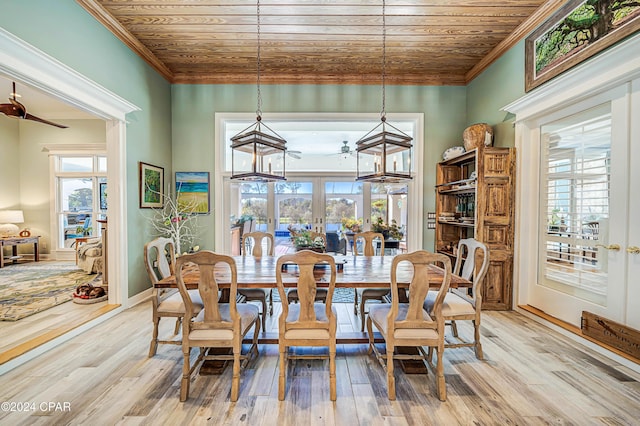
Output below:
[356,0,413,183]
[230,0,287,181]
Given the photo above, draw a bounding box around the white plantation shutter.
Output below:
[538,104,611,301]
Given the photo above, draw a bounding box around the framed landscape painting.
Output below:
[139,162,164,208]
[525,0,640,92]
[176,171,210,214]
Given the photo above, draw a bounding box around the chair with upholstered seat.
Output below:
[240,231,274,330]
[276,250,337,401]
[367,251,451,401]
[353,231,388,331]
[423,238,489,359]
[175,251,260,402]
[144,237,205,357]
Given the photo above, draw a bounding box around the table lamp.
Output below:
[0,210,24,238]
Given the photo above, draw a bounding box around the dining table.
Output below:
[156,254,471,345]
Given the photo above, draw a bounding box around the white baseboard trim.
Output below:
[514,306,640,374]
[128,287,152,307]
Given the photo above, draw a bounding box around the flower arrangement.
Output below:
[341,217,362,233]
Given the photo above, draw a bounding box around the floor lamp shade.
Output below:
[0,210,24,237]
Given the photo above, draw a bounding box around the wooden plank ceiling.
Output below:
[77,0,561,85]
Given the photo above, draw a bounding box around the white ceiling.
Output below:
[0,75,95,121]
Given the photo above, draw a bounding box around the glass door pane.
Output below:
[370,183,409,255]
[275,181,313,234]
[236,182,269,232]
[538,104,611,304]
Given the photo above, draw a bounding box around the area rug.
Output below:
[0,262,98,321]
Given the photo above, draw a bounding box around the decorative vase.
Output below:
[463,123,494,151]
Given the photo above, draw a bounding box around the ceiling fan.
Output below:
[0,82,68,128]
[287,149,302,159]
[335,140,355,159]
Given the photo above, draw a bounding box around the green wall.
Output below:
[466,41,526,148]
[0,0,172,297]
[171,84,468,251]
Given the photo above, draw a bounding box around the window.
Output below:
[54,155,107,249]
[538,104,611,303]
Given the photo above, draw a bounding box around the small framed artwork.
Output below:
[99,182,108,210]
[176,171,210,214]
[525,0,640,92]
[139,162,164,208]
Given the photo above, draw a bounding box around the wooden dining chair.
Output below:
[353,231,388,331]
[175,251,260,402]
[423,238,489,359]
[276,250,337,401]
[144,237,204,357]
[240,231,274,330]
[368,251,452,401]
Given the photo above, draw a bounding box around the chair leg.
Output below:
[173,317,182,335]
[387,346,396,400]
[260,298,267,332]
[473,319,483,360]
[435,345,447,401]
[360,297,367,332]
[231,347,241,402]
[268,289,273,316]
[278,344,286,401]
[329,342,336,401]
[366,316,374,354]
[180,346,191,402]
[149,316,160,357]
[450,320,459,337]
[354,290,359,315]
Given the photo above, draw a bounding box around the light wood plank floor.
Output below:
[1,301,639,425]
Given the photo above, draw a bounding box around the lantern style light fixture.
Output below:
[356,0,413,183]
[230,0,287,182]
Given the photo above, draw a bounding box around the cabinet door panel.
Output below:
[483,254,513,310]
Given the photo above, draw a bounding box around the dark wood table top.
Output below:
[156,255,470,289]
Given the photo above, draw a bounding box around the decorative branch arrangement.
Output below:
[145,183,202,255]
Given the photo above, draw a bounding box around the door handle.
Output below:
[627,246,640,254]
[596,243,621,251]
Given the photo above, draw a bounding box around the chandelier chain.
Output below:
[381,0,386,120]
[256,0,262,117]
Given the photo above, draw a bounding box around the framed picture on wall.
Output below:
[139,162,164,208]
[176,171,210,214]
[99,182,108,210]
[525,0,640,92]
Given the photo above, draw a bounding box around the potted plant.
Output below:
[292,230,325,252]
[371,218,404,240]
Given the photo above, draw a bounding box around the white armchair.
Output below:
[77,237,103,274]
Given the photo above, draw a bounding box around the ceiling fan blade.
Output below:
[0,103,24,118]
[24,113,68,128]
[3,82,68,128]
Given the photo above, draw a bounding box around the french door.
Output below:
[528,83,638,327]
[225,176,411,253]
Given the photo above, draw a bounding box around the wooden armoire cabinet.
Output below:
[435,146,516,310]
